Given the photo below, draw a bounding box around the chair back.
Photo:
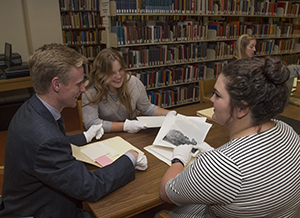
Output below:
[76,100,85,130]
[158,211,173,218]
[199,78,217,103]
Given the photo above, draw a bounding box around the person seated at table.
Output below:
[82,48,176,133]
[158,56,300,217]
[230,34,256,62]
[0,43,148,218]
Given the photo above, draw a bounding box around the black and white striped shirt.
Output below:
[166,120,300,218]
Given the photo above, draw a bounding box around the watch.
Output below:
[171,158,184,167]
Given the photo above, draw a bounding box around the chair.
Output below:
[158,211,173,218]
[76,100,85,130]
[199,78,217,103]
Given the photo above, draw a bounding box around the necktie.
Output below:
[57,117,66,135]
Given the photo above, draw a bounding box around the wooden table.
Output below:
[0,76,33,92]
[85,120,230,218]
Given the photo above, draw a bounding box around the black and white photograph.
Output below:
[156,114,212,148]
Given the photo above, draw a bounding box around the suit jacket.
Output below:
[0,94,135,217]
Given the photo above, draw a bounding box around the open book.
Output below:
[144,114,213,166]
[71,136,143,167]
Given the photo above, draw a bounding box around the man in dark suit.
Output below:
[0,43,147,217]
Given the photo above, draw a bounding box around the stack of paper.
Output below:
[72,136,144,167]
[144,114,212,166]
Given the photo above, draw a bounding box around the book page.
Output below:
[146,114,212,166]
[153,114,211,148]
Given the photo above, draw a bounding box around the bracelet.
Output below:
[171,158,184,167]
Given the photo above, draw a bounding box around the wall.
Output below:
[0,0,28,61]
[0,0,63,104]
[0,0,63,61]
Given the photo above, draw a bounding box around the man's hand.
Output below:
[123,119,146,133]
[128,149,148,171]
[83,124,104,143]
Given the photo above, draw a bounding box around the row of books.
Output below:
[111,19,231,45]
[61,11,101,29]
[206,61,228,78]
[58,0,300,17]
[147,84,201,108]
[275,1,300,16]
[59,0,100,11]
[112,20,209,45]
[70,45,299,70]
[118,38,299,69]
[212,0,300,16]
[62,29,102,45]
[200,20,300,39]
[119,43,211,68]
[275,39,298,53]
[256,39,298,55]
[131,64,212,89]
[280,53,300,65]
[113,0,300,16]
[73,45,102,60]
[111,19,300,46]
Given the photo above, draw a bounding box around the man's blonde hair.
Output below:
[29,43,88,95]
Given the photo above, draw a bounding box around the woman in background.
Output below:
[231,34,256,61]
[82,48,175,133]
[158,57,300,217]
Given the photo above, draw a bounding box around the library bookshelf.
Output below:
[59,0,300,109]
[59,0,106,73]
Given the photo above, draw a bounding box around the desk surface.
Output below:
[86,120,230,218]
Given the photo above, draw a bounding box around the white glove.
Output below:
[192,142,214,155]
[172,144,193,167]
[83,123,104,143]
[123,119,146,133]
[166,110,177,118]
[135,152,148,171]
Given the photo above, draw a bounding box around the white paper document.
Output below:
[81,142,119,160]
[136,116,165,128]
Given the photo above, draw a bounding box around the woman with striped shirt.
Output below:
[159,57,300,217]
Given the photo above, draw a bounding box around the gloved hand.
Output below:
[166,110,177,118]
[83,123,104,143]
[135,151,148,171]
[123,119,146,133]
[192,142,214,154]
[172,144,193,167]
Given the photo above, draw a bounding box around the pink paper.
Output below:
[95,155,114,167]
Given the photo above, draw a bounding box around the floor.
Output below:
[0,82,299,217]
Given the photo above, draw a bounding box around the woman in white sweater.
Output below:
[82,48,174,133]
